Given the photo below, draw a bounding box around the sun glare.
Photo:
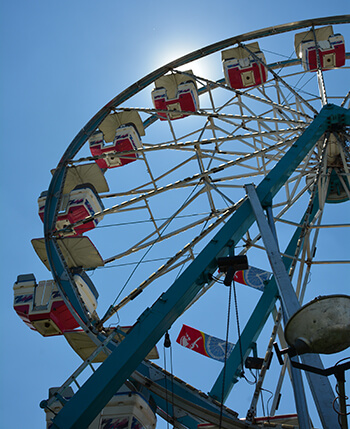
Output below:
[148,39,221,82]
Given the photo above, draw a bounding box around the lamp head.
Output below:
[284,295,350,355]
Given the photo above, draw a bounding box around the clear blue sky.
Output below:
[1,1,349,428]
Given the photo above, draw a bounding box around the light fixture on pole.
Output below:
[274,295,350,428]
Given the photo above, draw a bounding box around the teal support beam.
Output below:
[131,361,240,429]
[209,199,319,401]
[51,104,349,428]
[130,364,240,429]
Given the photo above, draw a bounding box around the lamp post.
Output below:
[274,295,350,428]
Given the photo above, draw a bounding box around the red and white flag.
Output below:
[176,324,234,362]
[234,266,271,291]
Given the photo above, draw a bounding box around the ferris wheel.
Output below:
[14,15,350,429]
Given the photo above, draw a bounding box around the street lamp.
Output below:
[274,295,350,428]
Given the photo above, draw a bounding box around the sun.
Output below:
[148,39,222,83]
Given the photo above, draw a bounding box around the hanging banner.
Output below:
[234,266,271,291]
[176,324,234,362]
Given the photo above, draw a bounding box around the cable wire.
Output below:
[232,280,244,377]
[100,182,201,324]
[219,282,233,429]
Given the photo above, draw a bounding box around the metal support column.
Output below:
[245,184,338,429]
[210,198,319,402]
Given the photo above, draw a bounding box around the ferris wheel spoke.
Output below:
[341,89,350,107]
[274,182,311,215]
[184,70,314,121]
[102,155,198,199]
[55,139,304,237]
[293,212,350,302]
[70,125,303,161]
[101,202,242,321]
[101,255,195,322]
[272,80,302,122]
[288,137,331,280]
[335,168,350,199]
[118,105,308,130]
[310,26,329,106]
[196,171,217,212]
[269,305,292,417]
[295,210,325,303]
[103,207,214,265]
[334,132,350,186]
[242,178,318,265]
[140,154,159,192]
[255,83,303,126]
[104,182,229,265]
[63,147,306,233]
[240,42,320,115]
